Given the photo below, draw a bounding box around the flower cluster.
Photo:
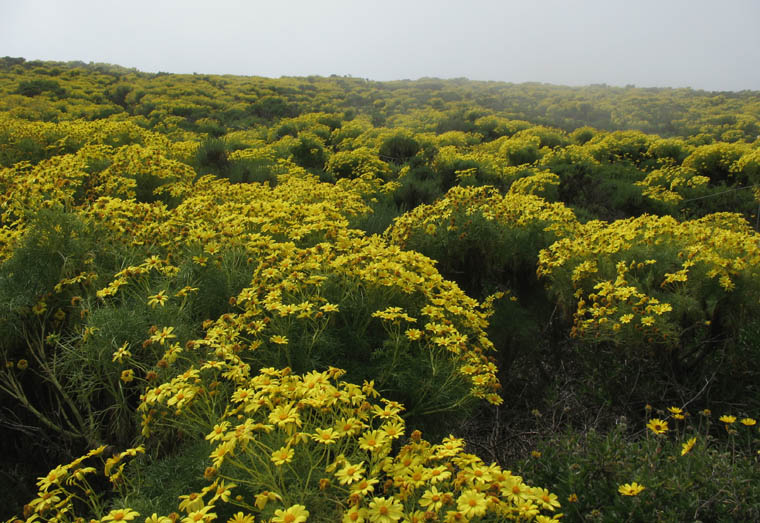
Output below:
[538,212,760,353]
[144,367,560,522]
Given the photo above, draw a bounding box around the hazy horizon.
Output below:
[3,0,759,92]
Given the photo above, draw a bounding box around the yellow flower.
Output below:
[272,504,309,523]
[351,477,379,497]
[719,415,737,424]
[681,437,696,456]
[320,303,339,313]
[372,402,402,419]
[181,506,217,523]
[29,490,61,511]
[210,441,235,468]
[427,465,451,484]
[150,326,176,345]
[102,509,141,522]
[121,369,135,383]
[212,480,236,503]
[270,335,289,345]
[533,487,561,511]
[147,290,169,307]
[36,465,68,490]
[646,418,669,435]
[719,274,735,291]
[502,475,531,503]
[205,422,230,443]
[269,403,301,429]
[178,492,205,513]
[312,427,338,445]
[112,342,132,363]
[419,486,446,512]
[368,497,403,523]
[254,491,282,510]
[335,460,365,485]
[358,430,387,452]
[227,513,254,523]
[405,328,423,341]
[380,421,404,440]
[335,417,363,437]
[342,506,368,523]
[456,489,488,518]
[618,482,645,496]
[175,286,199,297]
[270,446,294,466]
[32,300,47,315]
[740,417,757,426]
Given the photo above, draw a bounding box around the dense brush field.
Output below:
[2,57,760,521]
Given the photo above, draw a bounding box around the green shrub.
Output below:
[194,137,229,176]
[520,409,760,522]
[538,213,760,398]
[378,132,420,164]
[289,134,327,170]
[325,147,390,180]
[15,78,66,98]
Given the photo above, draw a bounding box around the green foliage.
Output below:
[113,440,210,515]
[538,213,760,401]
[378,131,420,164]
[15,78,66,98]
[105,84,133,109]
[499,134,542,166]
[194,137,229,176]
[393,166,443,210]
[0,209,146,449]
[289,134,327,170]
[226,156,280,185]
[520,415,760,522]
[251,95,295,119]
[569,126,596,145]
[325,147,390,180]
[348,194,402,236]
[4,58,760,521]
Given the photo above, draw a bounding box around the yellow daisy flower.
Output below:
[646,418,668,435]
[618,482,645,496]
[681,437,697,456]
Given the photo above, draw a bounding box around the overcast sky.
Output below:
[2,0,759,91]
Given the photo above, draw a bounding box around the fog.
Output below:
[2,0,759,91]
